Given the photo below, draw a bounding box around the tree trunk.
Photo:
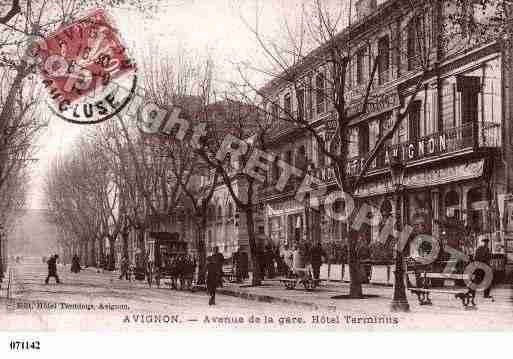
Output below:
[195,216,207,285]
[245,208,261,286]
[90,238,97,267]
[122,229,129,260]
[99,236,105,269]
[348,202,364,298]
[137,228,145,256]
[108,237,116,271]
[348,228,363,298]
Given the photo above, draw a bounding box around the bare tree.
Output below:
[235,0,443,297]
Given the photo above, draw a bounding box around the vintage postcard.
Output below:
[0,0,512,347]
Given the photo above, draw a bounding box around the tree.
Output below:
[193,89,273,286]
[236,0,443,297]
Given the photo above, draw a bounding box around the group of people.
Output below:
[161,255,197,290]
[280,241,327,280]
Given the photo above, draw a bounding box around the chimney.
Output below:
[355,0,377,21]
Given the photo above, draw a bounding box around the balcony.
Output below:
[315,122,501,180]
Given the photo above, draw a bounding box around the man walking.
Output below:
[45,254,61,284]
[206,255,221,305]
[309,242,326,281]
[212,246,224,287]
[475,238,493,299]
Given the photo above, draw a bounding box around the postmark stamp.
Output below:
[31,9,137,124]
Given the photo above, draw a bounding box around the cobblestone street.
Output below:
[2,258,511,330]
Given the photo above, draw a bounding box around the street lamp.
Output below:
[389,156,410,312]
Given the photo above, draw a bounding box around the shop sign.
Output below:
[354,160,485,197]
[346,91,400,119]
[384,133,450,164]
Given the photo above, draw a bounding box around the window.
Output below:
[228,203,233,217]
[407,17,421,70]
[285,150,293,165]
[458,76,480,146]
[317,134,326,168]
[315,73,325,114]
[272,102,279,120]
[348,127,359,158]
[284,93,292,116]
[409,100,421,141]
[356,48,366,85]
[378,35,390,85]
[307,76,313,119]
[297,88,305,120]
[358,123,369,156]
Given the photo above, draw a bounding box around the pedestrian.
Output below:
[45,254,61,284]
[310,241,326,281]
[212,246,225,286]
[71,254,81,273]
[282,244,293,275]
[206,255,221,305]
[232,248,241,283]
[292,243,304,275]
[339,241,348,282]
[265,244,275,278]
[239,251,249,280]
[119,255,130,281]
[358,237,372,284]
[475,238,493,299]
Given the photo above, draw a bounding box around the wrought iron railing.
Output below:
[312,122,501,179]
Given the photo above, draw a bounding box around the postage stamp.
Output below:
[1,1,512,356]
[31,9,137,124]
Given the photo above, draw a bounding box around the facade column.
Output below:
[431,188,440,240]
[461,185,469,225]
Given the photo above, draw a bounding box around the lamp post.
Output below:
[389,156,410,312]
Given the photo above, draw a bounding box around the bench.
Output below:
[407,271,476,309]
[280,268,322,291]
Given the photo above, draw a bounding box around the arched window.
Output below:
[467,187,488,234]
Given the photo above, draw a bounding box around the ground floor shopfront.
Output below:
[263,156,512,277]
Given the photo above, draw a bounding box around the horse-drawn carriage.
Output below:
[147,232,192,289]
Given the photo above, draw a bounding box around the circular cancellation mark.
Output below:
[32,8,137,125]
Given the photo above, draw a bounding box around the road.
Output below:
[0,257,310,330]
[1,257,512,330]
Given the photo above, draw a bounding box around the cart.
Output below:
[147,232,188,289]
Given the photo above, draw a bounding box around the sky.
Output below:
[26,0,348,209]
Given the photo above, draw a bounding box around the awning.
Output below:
[355,159,485,198]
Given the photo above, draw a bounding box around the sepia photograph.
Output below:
[0,0,512,351]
